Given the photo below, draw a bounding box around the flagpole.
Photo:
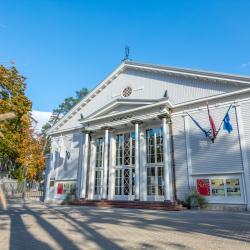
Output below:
[206,102,213,142]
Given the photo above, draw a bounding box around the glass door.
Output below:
[93,137,104,200]
[147,166,164,201]
[115,168,135,200]
[94,170,103,199]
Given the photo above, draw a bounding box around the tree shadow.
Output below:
[56,205,250,244]
[3,199,125,250]
[3,200,80,250]
[23,205,81,250]
[42,204,124,250]
[3,200,250,250]
[6,207,52,250]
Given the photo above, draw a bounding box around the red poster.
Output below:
[197,179,210,196]
[57,183,63,194]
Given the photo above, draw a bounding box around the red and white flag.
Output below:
[207,104,217,142]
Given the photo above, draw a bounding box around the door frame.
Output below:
[114,167,135,201]
[93,168,103,200]
[146,165,165,201]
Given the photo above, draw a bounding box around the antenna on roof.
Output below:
[122,45,131,62]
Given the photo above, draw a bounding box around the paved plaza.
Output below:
[0,200,250,250]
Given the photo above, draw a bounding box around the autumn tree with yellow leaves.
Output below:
[0,65,44,181]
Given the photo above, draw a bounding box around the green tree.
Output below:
[42,87,89,134]
[0,65,44,180]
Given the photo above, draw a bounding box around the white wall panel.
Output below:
[56,133,82,180]
[172,116,189,200]
[188,106,243,174]
[240,101,250,185]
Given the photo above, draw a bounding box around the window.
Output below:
[196,177,241,198]
[96,138,104,168]
[116,132,135,166]
[147,167,156,195]
[157,167,164,196]
[122,86,132,98]
[49,180,54,188]
[132,168,135,195]
[146,128,163,164]
[94,171,102,195]
[115,168,135,196]
[147,166,165,196]
[115,169,122,195]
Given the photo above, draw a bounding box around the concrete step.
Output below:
[64,199,185,211]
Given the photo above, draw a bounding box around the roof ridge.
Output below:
[125,60,250,81]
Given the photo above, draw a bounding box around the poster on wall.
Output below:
[197,179,210,196]
[226,178,241,196]
[211,179,225,196]
[57,183,63,194]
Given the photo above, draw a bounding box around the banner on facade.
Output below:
[197,179,210,196]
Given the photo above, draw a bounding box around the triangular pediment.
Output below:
[85,98,157,120]
[48,61,250,135]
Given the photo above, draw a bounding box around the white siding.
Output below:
[240,101,250,185]
[172,116,189,201]
[124,69,242,104]
[188,106,243,174]
[56,133,82,180]
[56,68,243,132]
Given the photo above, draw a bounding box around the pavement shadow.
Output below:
[7,207,53,250]
[3,200,80,250]
[2,199,124,250]
[57,205,250,244]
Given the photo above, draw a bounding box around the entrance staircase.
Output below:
[64,199,185,211]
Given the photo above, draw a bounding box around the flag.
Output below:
[207,104,217,142]
[187,113,209,137]
[223,113,233,133]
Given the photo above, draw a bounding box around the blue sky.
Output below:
[1,0,250,112]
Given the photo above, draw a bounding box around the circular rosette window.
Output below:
[122,86,132,98]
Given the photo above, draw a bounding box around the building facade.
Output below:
[45,61,250,210]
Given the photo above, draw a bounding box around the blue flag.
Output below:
[223,113,233,133]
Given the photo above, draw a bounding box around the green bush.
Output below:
[186,190,207,209]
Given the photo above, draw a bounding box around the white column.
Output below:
[139,129,147,201]
[53,138,60,198]
[76,132,84,199]
[80,132,89,198]
[162,116,172,201]
[235,105,250,211]
[108,134,116,200]
[167,119,174,201]
[102,128,109,199]
[88,138,96,200]
[44,153,53,202]
[134,122,140,200]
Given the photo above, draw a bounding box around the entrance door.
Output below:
[147,166,164,201]
[93,137,104,200]
[94,169,103,199]
[115,168,135,200]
